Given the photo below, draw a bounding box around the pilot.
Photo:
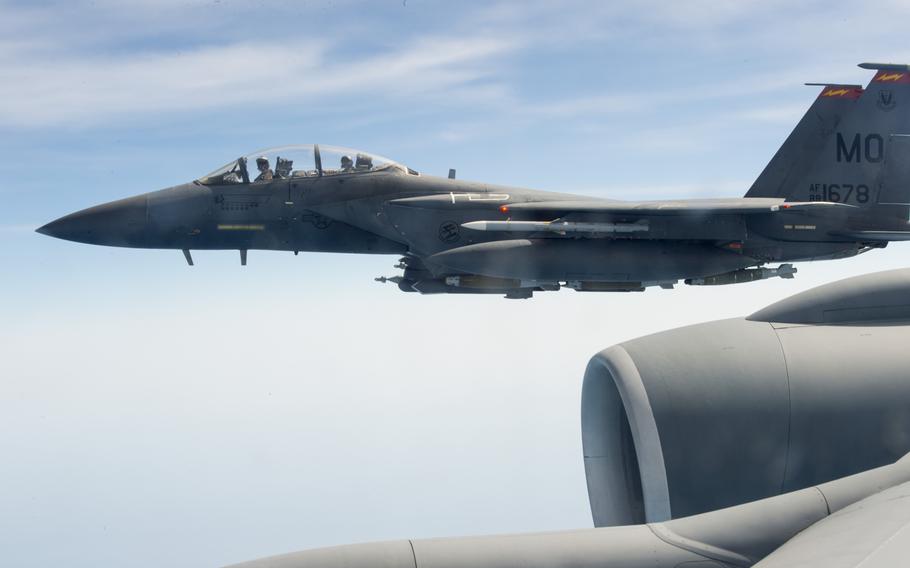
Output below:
[254,156,274,182]
[340,155,354,173]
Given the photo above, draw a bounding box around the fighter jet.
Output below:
[37,63,910,298]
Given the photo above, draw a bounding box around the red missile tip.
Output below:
[499,205,509,213]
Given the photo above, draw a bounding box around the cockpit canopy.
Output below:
[197,144,411,185]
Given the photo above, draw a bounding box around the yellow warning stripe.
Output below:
[217,224,265,231]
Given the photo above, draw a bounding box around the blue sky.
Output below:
[4,1,910,567]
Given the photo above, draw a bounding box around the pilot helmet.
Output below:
[256,156,269,168]
[341,155,353,167]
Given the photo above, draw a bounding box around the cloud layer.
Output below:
[4,0,909,130]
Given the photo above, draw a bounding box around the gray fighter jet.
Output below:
[37,63,910,298]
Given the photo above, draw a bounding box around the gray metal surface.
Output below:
[748,267,910,324]
[36,64,910,297]
[756,478,910,567]
[583,268,910,525]
[223,455,910,567]
[584,318,789,525]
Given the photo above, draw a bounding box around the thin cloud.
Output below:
[0,223,42,233]
[736,102,811,124]
[0,35,518,128]
[2,0,909,132]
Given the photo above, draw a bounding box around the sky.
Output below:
[3,1,910,566]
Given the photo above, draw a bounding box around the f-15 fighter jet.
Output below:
[38,63,910,298]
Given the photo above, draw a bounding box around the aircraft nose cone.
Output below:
[34,223,55,237]
[37,195,149,247]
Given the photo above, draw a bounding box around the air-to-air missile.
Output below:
[38,64,910,298]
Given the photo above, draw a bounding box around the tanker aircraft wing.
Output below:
[224,453,910,568]
[224,269,910,567]
[755,478,910,568]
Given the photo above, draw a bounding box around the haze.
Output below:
[3,1,910,566]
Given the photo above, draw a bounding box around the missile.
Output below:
[461,219,649,234]
[685,264,797,286]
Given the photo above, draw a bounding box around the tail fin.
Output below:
[746,83,862,198]
[771,63,910,220]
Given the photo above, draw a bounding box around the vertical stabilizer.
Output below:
[746,83,862,198]
[781,64,910,220]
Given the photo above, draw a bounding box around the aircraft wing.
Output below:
[386,195,854,216]
[504,198,855,216]
[225,453,910,568]
[457,198,856,235]
[755,479,910,568]
[459,199,855,235]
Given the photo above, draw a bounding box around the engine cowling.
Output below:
[582,268,910,526]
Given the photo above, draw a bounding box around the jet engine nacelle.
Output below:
[582,268,910,527]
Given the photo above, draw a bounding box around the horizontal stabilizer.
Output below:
[858,62,910,71]
[805,82,863,89]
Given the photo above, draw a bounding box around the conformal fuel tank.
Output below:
[582,268,910,527]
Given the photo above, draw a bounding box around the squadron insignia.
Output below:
[438,220,460,243]
[878,89,897,111]
[303,213,333,229]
